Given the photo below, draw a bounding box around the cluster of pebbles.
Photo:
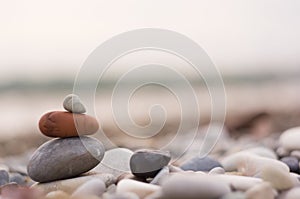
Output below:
[1,95,300,198]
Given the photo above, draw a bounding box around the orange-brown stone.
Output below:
[39,111,99,137]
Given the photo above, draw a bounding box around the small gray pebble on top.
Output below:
[63,94,86,114]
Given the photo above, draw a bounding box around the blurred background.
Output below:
[0,0,300,156]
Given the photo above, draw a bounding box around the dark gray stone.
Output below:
[180,156,223,172]
[27,136,105,183]
[130,149,171,178]
[280,156,299,173]
[0,170,9,186]
[9,172,26,185]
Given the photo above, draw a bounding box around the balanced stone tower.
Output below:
[27,94,105,183]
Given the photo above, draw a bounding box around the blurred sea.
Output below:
[1,73,300,143]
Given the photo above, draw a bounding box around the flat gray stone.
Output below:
[27,136,105,182]
[180,156,223,172]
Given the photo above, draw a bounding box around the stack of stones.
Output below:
[27,94,105,183]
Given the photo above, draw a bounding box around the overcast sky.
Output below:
[0,0,300,83]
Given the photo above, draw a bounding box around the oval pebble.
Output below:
[71,179,106,198]
[130,149,171,178]
[221,152,289,176]
[279,127,300,150]
[27,137,105,182]
[117,179,160,199]
[180,156,223,172]
[261,165,295,190]
[39,111,99,137]
[63,94,86,114]
[46,190,70,199]
[161,173,230,199]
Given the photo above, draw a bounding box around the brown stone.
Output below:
[39,111,99,137]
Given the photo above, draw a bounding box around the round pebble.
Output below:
[180,156,223,172]
[279,127,300,150]
[0,170,9,186]
[280,156,299,173]
[130,149,171,178]
[27,136,105,182]
[208,167,225,175]
[63,94,86,114]
[39,111,99,137]
[71,179,106,198]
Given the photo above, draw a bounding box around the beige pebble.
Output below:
[71,179,106,198]
[221,152,289,176]
[161,173,230,199]
[117,179,161,199]
[279,127,300,150]
[46,190,70,199]
[261,165,295,190]
[282,187,300,199]
[245,182,275,199]
[214,174,262,191]
[32,173,116,194]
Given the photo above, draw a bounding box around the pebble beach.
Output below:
[0,89,300,199]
